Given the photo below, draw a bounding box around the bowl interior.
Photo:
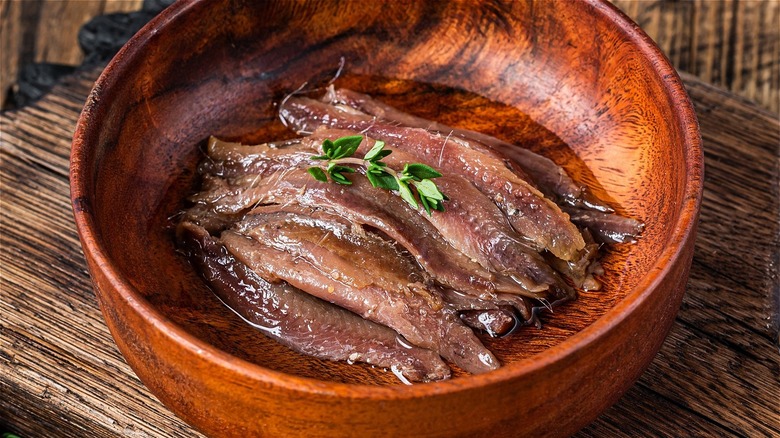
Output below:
[82,0,687,385]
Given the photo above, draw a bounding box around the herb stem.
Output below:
[326,157,402,179]
[328,157,366,167]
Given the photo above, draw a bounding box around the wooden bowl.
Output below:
[70,0,703,436]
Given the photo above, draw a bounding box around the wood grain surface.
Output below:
[2,1,777,114]
[610,0,780,114]
[0,0,143,106]
[1,61,777,436]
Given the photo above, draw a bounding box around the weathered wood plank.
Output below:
[611,0,780,113]
[0,0,142,107]
[1,68,778,437]
[32,1,141,65]
[0,0,24,106]
[0,70,203,438]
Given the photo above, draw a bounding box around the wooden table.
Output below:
[1,61,779,437]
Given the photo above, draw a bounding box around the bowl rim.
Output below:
[70,0,703,400]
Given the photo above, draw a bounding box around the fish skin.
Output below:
[324,87,614,213]
[562,207,645,244]
[179,221,451,382]
[280,96,586,261]
[460,308,517,337]
[221,211,500,374]
[199,166,532,299]
[203,128,566,298]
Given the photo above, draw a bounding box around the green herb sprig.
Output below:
[307,135,447,214]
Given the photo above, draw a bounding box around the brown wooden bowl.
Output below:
[70,0,703,436]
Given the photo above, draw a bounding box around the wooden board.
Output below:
[0,0,143,107]
[610,0,780,114]
[1,67,778,436]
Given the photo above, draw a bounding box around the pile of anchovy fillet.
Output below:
[177,86,643,383]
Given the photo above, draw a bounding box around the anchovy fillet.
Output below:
[179,222,451,382]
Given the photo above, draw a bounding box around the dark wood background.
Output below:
[1,0,779,113]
